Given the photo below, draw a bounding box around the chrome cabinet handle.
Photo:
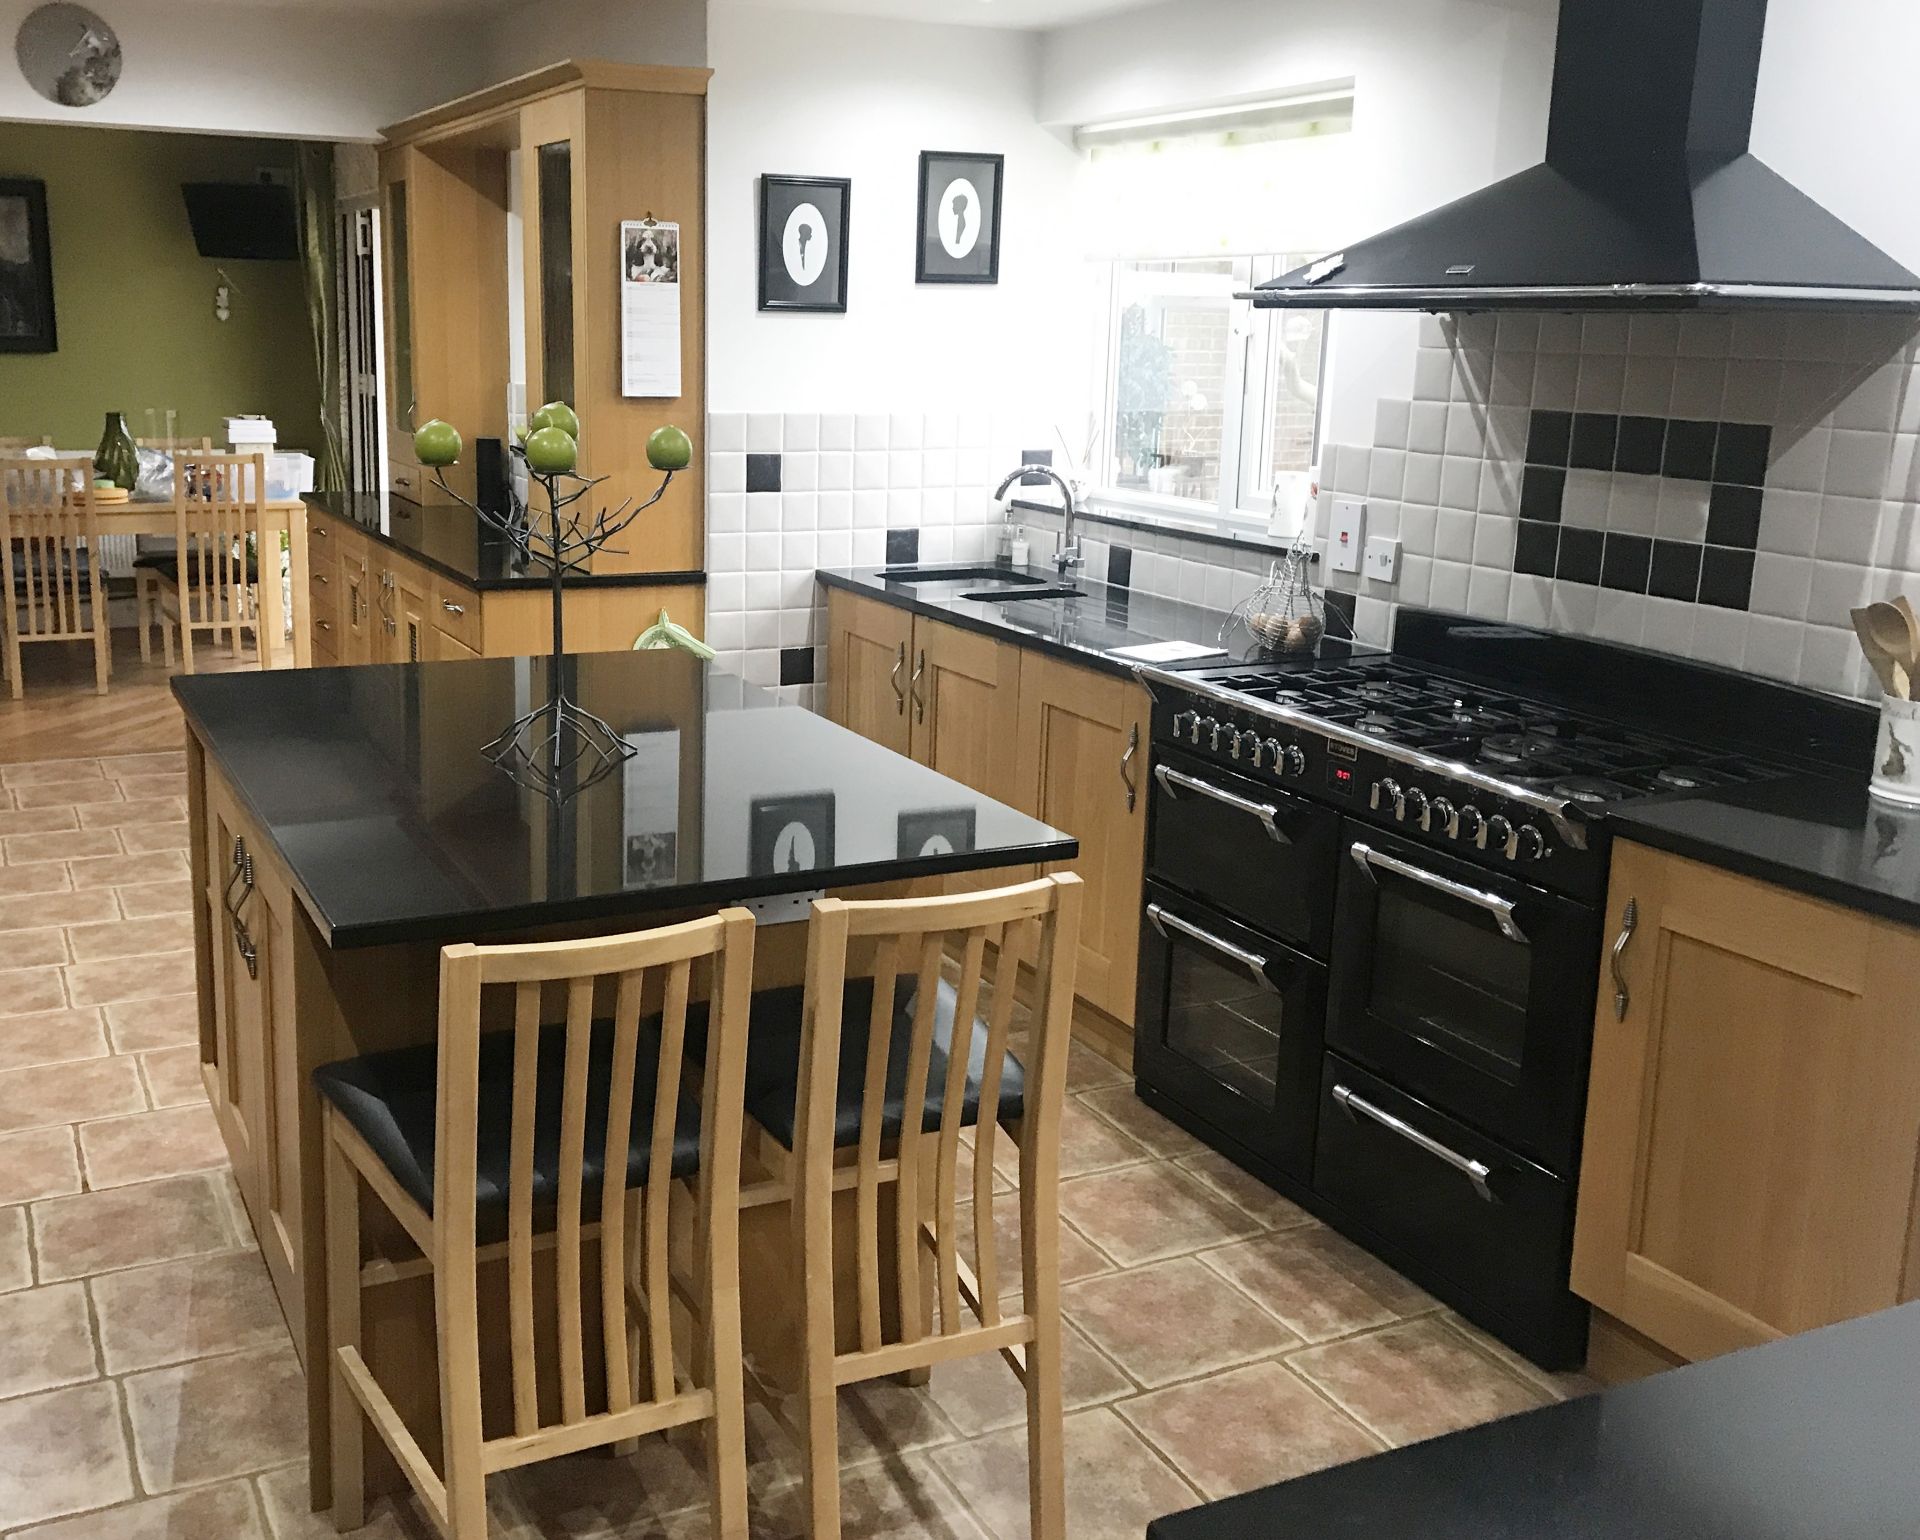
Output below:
[1333,1084,1496,1202]
[910,650,927,724]
[314,572,329,584]
[312,525,328,539]
[1347,841,1528,945]
[441,600,465,615]
[317,619,333,633]
[889,643,907,714]
[1146,903,1275,993]
[1153,763,1287,843]
[1610,897,1638,1021]
[223,838,258,981]
[1121,724,1139,813]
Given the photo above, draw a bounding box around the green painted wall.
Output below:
[0,124,321,456]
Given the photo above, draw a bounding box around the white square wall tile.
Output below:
[745,573,781,613]
[1833,364,1904,434]
[853,490,888,528]
[707,413,747,453]
[816,490,853,530]
[780,570,816,607]
[782,454,818,492]
[853,452,888,491]
[707,572,745,612]
[745,537,783,579]
[1575,354,1626,413]
[746,414,783,452]
[1757,488,1820,556]
[710,453,747,493]
[1533,355,1578,412]
[889,414,923,450]
[1561,469,1611,529]
[781,493,819,531]
[1439,456,1481,511]
[1827,429,1895,500]
[1749,553,1812,620]
[782,414,820,452]
[708,492,746,533]
[887,490,921,525]
[1656,481,1711,543]
[922,448,956,487]
[1592,588,1645,645]
[1465,566,1510,621]
[855,414,890,450]
[1766,425,1830,492]
[708,532,744,575]
[1669,357,1727,420]
[1374,399,1411,451]
[817,451,853,491]
[923,414,958,450]
[1743,615,1804,682]
[888,451,922,488]
[1403,452,1443,507]
[1641,597,1696,656]
[706,613,745,651]
[1537,313,1583,354]
[1407,401,1448,455]
[1813,495,1879,564]
[1434,508,1476,563]
[816,530,852,568]
[1413,347,1453,402]
[819,413,855,451]
[1429,560,1471,612]
[745,492,781,532]
[852,528,885,565]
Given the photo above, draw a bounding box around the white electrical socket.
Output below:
[1364,536,1401,583]
[1329,498,1366,574]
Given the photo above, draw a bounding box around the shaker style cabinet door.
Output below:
[825,589,913,756]
[1571,840,1920,1364]
[907,615,1020,803]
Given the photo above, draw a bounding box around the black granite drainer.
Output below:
[779,645,815,686]
[1513,410,1772,610]
[885,527,920,565]
[1107,543,1133,589]
[746,452,782,493]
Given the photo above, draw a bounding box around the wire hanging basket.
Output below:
[1221,528,1324,654]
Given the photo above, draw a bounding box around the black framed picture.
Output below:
[0,178,57,354]
[916,152,1002,285]
[758,175,851,313]
[897,807,977,861]
[750,792,837,877]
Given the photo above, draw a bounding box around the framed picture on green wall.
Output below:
[0,178,57,354]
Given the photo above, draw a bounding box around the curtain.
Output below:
[295,143,346,494]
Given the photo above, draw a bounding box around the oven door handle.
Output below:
[1153,764,1290,844]
[1347,841,1528,945]
[1333,1084,1498,1203]
[1145,903,1277,993]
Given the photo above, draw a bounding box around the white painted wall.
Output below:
[473,0,706,80]
[705,3,1084,421]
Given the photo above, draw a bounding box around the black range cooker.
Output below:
[1131,609,1873,1368]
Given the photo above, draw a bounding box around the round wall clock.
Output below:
[16,4,123,109]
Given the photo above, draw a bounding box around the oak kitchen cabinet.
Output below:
[824,587,1147,1028]
[1571,839,1920,1367]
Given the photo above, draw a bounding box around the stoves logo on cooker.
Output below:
[1327,741,1358,761]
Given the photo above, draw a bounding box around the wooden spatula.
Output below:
[1853,606,1909,698]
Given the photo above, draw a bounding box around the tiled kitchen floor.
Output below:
[0,751,1593,1539]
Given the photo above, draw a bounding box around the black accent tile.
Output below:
[1615,415,1667,476]
[1663,419,1719,482]
[1514,519,1560,577]
[1106,543,1133,589]
[1019,448,1054,488]
[1520,465,1566,522]
[1322,588,1356,638]
[1715,422,1773,487]
[1600,533,1653,592]
[1569,413,1619,472]
[1648,540,1703,602]
[1555,526,1604,584]
[779,645,816,686]
[1699,546,1756,610]
[745,452,782,493]
[1526,409,1572,466]
[885,527,920,565]
[1705,482,1764,549]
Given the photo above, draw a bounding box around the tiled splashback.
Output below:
[1318,311,1920,700]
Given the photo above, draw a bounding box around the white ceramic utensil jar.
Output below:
[1870,696,1920,806]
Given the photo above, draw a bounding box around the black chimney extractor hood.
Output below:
[1247,0,1920,313]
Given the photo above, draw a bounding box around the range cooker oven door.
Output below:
[1135,881,1326,1181]
[1326,825,1598,1175]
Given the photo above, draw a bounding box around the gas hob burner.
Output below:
[1354,680,1420,706]
[1554,775,1634,806]
[1353,710,1403,737]
[1443,702,1523,733]
[1479,732,1565,766]
[1653,764,1728,791]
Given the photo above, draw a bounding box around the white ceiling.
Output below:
[724,0,1162,28]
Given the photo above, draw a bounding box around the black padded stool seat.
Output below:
[695,974,1026,1150]
[144,553,261,585]
[313,1018,701,1219]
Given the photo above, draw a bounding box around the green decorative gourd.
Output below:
[94,412,138,490]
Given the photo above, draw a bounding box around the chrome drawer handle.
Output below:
[1610,897,1638,1021]
[1347,841,1527,945]
[1120,724,1139,813]
[1154,764,1288,843]
[889,643,907,713]
[1333,1084,1496,1203]
[441,600,465,615]
[910,650,927,723]
[1146,903,1275,993]
[223,838,258,981]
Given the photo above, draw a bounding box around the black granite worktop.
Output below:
[816,563,1254,680]
[173,652,1074,948]
[304,492,707,593]
[1150,1300,1920,1540]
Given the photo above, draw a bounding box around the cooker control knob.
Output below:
[1481,814,1515,854]
[1208,719,1227,751]
[1428,797,1456,836]
[1456,805,1484,842]
[1278,744,1306,777]
[1190,715,1215,746]
[1401,788,1429,826]
[1370,778,1403,816]
[1173,710,1198,741]
[1514,824,1547,861]
[1235,729,1263,762]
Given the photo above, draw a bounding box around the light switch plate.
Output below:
[1330,498,1366,574]
[1364,536,1401,583]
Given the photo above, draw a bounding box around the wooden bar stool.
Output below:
[1,456,111,698]
[737,874,1083,1540]
[155,451,267,672]
[315,910,758,1539]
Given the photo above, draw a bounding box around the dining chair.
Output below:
[0,456,112,698]
[132,436,213,662]
[315,910,757,1540]
[155,451,267,672]
[735,874,1083,1540]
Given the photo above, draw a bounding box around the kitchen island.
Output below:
[171,650,1074,1501]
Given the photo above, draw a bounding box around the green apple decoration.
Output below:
[413,418,463,468]
[529,400,580,440]
[646,424,692,472]
[523,425,579,476]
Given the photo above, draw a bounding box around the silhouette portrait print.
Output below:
[950,190,969,249]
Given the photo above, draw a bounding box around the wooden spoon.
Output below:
[1864,602,1916,697]
[1893,596,1920,672]
[1852,607,1903,696]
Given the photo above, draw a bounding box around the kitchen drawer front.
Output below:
[387,459,425,504]
[306,562,338,628]
[1147,745,1340,956]
[1314,1053,1586,1367]
[431,579,481,652]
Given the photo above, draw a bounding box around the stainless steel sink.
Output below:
[878,564,1047,585]
[961,585,1084,602]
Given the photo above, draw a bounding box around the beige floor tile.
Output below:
[255,1462,443,1539]
[0,1126,83,1203]
[932,1405,1199,1540]
[32,1171,243,1282]
[0,862,73,897]
[957,1192,1115,1293]
[0,891,119,930]
[0,1280,101,1398]
[11,781,125,810]
[1174,1150,1317,1231]
[1076,1086,1210,1160]
[91,1248,289,1374]
[924,1318,1133,1437]
[104,993,200,1053]
[1011,1031,1130,1096]
[12,1479,266,1540]
[139,1045,208,1108]
[108,774,188,803]
[0,1381,135,1530]
[2,760,104,786]
[1063,1256,1298,1389]
[1201,1225,1433,1344]
[1,833,122,869]
[0,965,68,1016]
[1438,1309,1601,1404]
[118,823,192,853]
[65,914,196,962]
[1287,1316,1550,1446]
[1057,1163,1262,1268]
[64,949,197,1007]
[0,1057,145,1133]
[767,1452,989,1540]
[2,928,73,967]
[116,879,194,919]
[1118,1360,1383,1499]
[0,1006,107,1073]
[100,753,188,780]
[66,850,188,890]
[955,1129,1013,1199]
[1,1205,31,1291]
[0,807,80,837]
[124,1343,308,1491]
[828,1374,967,1468]
[79,1102,228,1189]
[78,798,189,830]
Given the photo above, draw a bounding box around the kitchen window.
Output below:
[1076,88,1354,537]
